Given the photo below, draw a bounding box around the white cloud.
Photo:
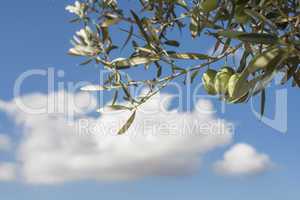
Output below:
[213,143,273,176]
[0,90,233,184]
[0,134,12,151]
[0,162,16,181]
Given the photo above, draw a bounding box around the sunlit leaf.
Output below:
[169,53,211,60]
[117,110,136,135]
[101,17,120,27]
[80,84,120,91]
[112,56,159,68]
[80,85,106,91]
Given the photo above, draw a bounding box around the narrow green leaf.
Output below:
[117,110,136,135]
[120,82,134,103]
[155,62,162,78]
[142,19,159,43]
[130,10,151,44]
[217,31,278,44]
[237,33,278,44]
[190,70,200,83]
[172,66,187,72]
[101,26,110,42]
[189,14,199,38]
[243,47,287,75]
[80,84,120,91]
[121,25,133,51]
[80,59,93,66]
[164,40,180,47]
[237,51,250,73]
[244,9,278,32]
[111,90,118,105]
[222,38,231,54]
[80,85,106,91]
[101,17,120,27]
[175,0,188,9]
[113,56,159,68]
[108,105,131,111]
[169,53,211,60]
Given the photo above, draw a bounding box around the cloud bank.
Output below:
[0,162,16,181]
[0,90,233,184]
[0,134,11,151]
[213,143,273,176]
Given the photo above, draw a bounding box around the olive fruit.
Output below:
[202,69,217,95]
[220,66,235,74]
[227,73,251,104]
[227,73,241,97]
[227,73,252,103]
[201,0,219,12]
[214,67,235,95]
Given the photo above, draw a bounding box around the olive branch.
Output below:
[66,0,300,134]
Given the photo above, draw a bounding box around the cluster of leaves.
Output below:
[66,0,300,134]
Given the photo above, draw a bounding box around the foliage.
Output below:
[66,0,300,134]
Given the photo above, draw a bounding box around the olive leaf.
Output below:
[97,105,132,113]
[111,90,118,105]
[169,53,211,60]
[242,47,287,75]
[112,56,160,68]
[121,25,133,50]
[217,31,278,44]
[164,40,180,47]
[65,0,300,135]
[190,70,200,83]
[244,9,278,32]
[130,10,151,45]
[107,105,132,111]
[117,110,136,135]
[175,0,188,9]
[80,84,120,91]
[101,17,120,27]
[189,13,200,38]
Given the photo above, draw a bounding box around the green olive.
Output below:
[202,69,217,95]
[227,73,250,104]
[214,67,235,95]
[227,73,241,97]
[201,0,219,12]
[226,73,252,102]
[220,66,235,74]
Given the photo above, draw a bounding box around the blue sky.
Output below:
[0,0,299,199]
